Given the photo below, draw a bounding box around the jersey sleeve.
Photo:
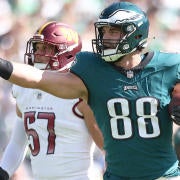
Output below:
[70,52,105,90]
[0,117,28,176]
[152,51,180,84]
[70,52,93,77]
[70,51,100,89]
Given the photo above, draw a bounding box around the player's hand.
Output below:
[0,167,9,180]
[170,106,180,125]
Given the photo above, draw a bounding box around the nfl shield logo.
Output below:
[127,70,134,78]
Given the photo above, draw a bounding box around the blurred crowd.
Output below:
[0,0,179,179]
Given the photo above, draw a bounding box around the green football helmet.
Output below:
[92,2,149,62]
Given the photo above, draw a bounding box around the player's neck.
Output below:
[114,51,142,70]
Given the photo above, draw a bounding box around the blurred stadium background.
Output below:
[0,0,179,179]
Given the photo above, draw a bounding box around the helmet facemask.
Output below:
[25,34,69,70]
[92,22,139,62]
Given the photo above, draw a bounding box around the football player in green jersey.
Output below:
[0,1,180,180]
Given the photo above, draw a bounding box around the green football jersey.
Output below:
[70,51,180,179]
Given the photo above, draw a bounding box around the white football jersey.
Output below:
[12,85,93,180]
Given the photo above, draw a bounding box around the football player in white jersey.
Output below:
[0,21,103,180]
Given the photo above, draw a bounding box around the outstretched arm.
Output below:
[0,59,88,100]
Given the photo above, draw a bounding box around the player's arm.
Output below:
[169,83,180,125]
[0,59,88,100]
[0,105,28,179]
[77,100,104,150]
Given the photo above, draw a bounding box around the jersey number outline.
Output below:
[24,111,56,156]
[107,97,160,139]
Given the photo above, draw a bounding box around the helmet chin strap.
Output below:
[102,48,136,62]
[101,48,123,62]
[102,53,123,62]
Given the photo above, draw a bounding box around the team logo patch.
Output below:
[34,91,42,99]
[37,92,42,99]
[124,85,138,91]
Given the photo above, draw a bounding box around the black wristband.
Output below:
[0,167,9,180]
[0,58,13,80]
